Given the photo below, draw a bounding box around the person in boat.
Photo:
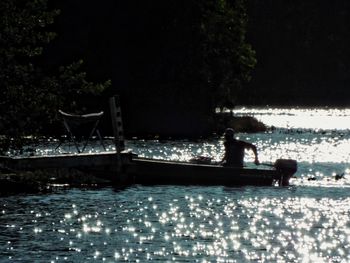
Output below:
[221,128,260,167]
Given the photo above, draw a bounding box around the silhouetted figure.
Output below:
[221,128,259,167]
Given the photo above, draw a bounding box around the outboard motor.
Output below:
[274,159,298,186]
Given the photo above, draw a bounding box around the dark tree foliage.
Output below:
[119,0,256,136]
[0,0,254,141]
[0,0,110,153]
[46,0,255,137]
[0,0,57,135]
[200,0,256,108]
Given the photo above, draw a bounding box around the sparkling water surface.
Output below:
[2,108,350,262]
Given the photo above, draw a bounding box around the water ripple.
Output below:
[1,186,350,262]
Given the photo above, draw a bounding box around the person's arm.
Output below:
[242,141,259,165]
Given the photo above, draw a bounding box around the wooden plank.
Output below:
[0,152,118,170]
[127,158,280,186]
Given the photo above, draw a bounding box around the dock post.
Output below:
[109,96,125,178]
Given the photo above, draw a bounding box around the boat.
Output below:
[0,152,297,187]
[125,156,297,187]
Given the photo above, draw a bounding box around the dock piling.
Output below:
[109,96,125,175]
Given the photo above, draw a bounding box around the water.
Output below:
[2,108,350,262]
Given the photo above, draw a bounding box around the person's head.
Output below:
[224,128,235,141]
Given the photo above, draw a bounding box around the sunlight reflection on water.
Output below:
[232,107,350,130]
[3,108,350,262]
[30,108,350,188]
[2,187,350,262]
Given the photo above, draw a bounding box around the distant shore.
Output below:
[216,113,267,134]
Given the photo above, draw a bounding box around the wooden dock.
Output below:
[0,95,129,190]
[1,152,118,170]
[0,151,133,181]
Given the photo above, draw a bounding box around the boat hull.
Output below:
[126,158,284,186]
